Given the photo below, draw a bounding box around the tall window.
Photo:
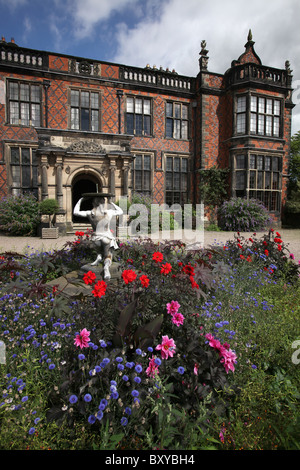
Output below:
[236,94,281,137]
[166,102,189,139]
[236,96,247,134]
[126,96,151,136]
[234,153,281,211]
[250,96,280,137]
[70,89,100,131]
[8,81,41,126]
[131,154,152,195]
[165,156,188,205]
[10,147,38,197]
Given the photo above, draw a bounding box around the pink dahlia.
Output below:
[156,335,176,360]
[146,356,160,378]
[74,328,90,349]
[171,311,185,327]
[166,300,180,315]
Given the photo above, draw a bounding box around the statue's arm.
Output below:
[109,202,123,216]
[73,198,91,218]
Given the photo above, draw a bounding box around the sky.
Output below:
[1,0,300,134]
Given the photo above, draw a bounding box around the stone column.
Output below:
[40,155,49,200]
[55,156,63,210]
[109,158,117,196]
[123,165,130,196]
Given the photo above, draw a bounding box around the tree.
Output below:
[284,131,300,226]
[289,130,300,193]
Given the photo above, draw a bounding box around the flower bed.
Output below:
[0,230,299,450]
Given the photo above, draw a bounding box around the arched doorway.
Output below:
[72,174,101,222]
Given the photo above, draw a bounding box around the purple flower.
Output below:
[69,395,78,404]
[88,414,96,424]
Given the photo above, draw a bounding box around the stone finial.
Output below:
[285,60,292,74]
[248,29,253,42]
[199,40,209,71]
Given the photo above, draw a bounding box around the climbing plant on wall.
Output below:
[198,166,229,224]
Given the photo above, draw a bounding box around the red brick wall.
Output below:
[124,89,192,203]
[49,55,69,72]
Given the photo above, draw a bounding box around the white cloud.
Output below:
[110,0,300,133]
[0,0,27,9]
[67,0,140,39]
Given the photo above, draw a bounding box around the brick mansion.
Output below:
[0,31,294,232]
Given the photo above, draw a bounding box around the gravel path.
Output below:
[0,229,299,262]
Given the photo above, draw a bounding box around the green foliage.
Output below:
[39,199,59,227]
[218,197,271,232]
[39,198,59,215]
[198,166,229,223]
[0,193,40,236]
[0,229,299,450]
[219,229,300,283]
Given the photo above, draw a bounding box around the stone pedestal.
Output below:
[0,340,6,364]
[80,262,122,281]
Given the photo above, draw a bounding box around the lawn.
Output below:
[0,229,299,451]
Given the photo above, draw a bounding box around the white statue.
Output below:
[73,194,123,280]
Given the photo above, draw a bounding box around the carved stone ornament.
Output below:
[67,141,106,154]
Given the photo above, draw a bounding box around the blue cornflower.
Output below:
[115,356,123,362]
[34,417,41,424]
[96,410,103,420]
[177,366,185,375]
[69,395,78,404]
[126,361,135,368]
[135,364,142,373]
[121,417,128,426]
[131,390,139,397]
[111,391,119,399]
[125,407,132,415]
[110,380,117,386]
[88,415,96,424]
[135,348,142,355]
[21,396,28,402]
[122,375,129,381]
[100,398,108,407]
[78,354,85,360]
[251,364,257,369]
[117,364,124,371]
[84,394,92,402]
[148,347,153,352]
[154,357,161,366]
[49,364,56,370]
[134,377,141,384]
[99,340,107,348]
[102,358,110,365]
[28,427,35,435]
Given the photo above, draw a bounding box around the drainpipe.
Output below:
[117,89,123,134]
[43,80,51,128]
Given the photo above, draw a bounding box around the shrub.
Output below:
[39,199,59,227]
[218,197,271,232]
[219,229,300,283]
[0,193,40,236]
